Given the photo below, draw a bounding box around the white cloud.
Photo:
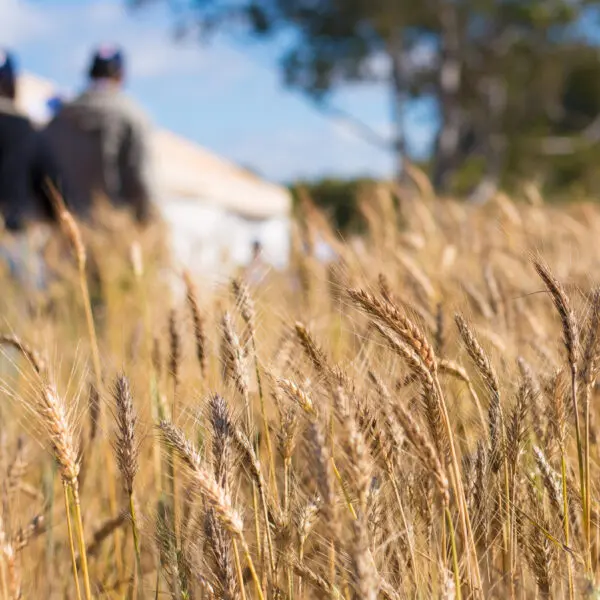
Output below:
[50,3,206,79]
[84,1,124,23]
[6,0,231,81]
[0,0,55,46]
[229,123,395,182]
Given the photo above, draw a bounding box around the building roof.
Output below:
[15,72,292,220]
[154,129,291,219]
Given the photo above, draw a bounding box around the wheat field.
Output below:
[0,183,600,599]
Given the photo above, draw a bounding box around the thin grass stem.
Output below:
[71,483,93,600]
[64,483,82,600]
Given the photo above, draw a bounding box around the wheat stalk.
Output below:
[112,373,142,595]
[158,421,264,600]
[533,259,587,571]
[183,270,208,378]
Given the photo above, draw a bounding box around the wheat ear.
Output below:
[232,278,278,497]
[183,270,207,378]
[113,374,142,595]
[533,259,587,571]
[158,421,264,600]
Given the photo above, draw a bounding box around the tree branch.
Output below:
[540,113,600,156]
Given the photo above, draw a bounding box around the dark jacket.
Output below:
[0,97,57,230]
[43,84,155,223]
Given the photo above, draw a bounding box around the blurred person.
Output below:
[243,239,270,285]
[21,89,65,126]
[0,49,60,289]
[251,239,262,262]
[44,45,155,224]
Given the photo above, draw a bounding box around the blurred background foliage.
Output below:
[289,178,375,234]
[131,0,600,222]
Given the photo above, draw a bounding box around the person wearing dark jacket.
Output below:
[43,45,156,223]
[0,49,61,290]
[0,50,58,231]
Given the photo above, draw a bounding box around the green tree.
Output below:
[131,0,600,198]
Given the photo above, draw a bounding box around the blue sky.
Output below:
[2,0,435,183]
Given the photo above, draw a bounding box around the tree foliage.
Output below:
[131,0,600,198]
[290,178,376,233]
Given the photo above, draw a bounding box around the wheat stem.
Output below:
[561,454,575,600]
[250,336,278,498]
[64,483,82,600]
[329,539,336,600]
[232,539,247,600]
[241,541,265,600]
[72,225,122,581]
[571,371,588,571]
[71,483,92,600]
[446,506,462,600]
[433,377,482,594]
[584,375,592,575]
[129,493,143,599]
[385,460,418,587]
[331,457,357,520]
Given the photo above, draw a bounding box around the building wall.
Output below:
[161,196,290,277]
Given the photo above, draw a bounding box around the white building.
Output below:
[15,73,292,276]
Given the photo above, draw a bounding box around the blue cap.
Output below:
[0,49,15,84]
[46,95,63,114]
[89,44,124,79]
